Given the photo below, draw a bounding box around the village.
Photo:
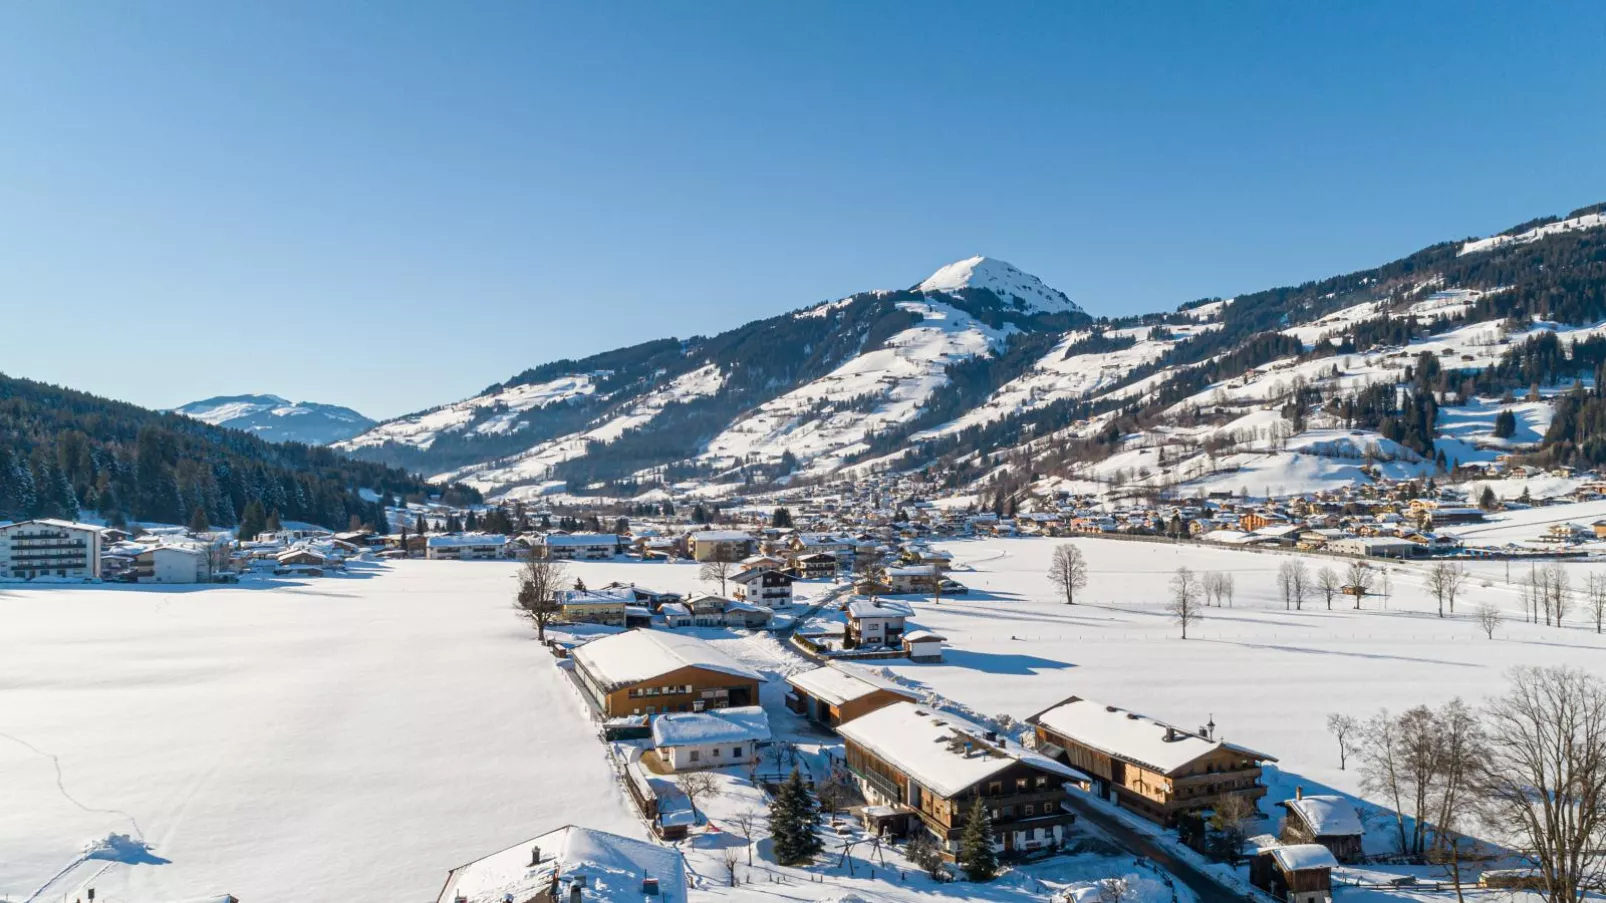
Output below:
[9,464,1606,903]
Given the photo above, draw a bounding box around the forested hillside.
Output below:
[0,374,475,529]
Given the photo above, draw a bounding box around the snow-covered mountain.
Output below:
[174,394,376,445]
[337,203,1606,504]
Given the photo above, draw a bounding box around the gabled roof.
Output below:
[572,630,762,690]
[436,824,687,903]
[1282,794,1363,837]
[839,702,1089,799]
[786,662,918,708]
[1027,695,1275,776]
[1268,843,1339,872]
[847,599,912,619]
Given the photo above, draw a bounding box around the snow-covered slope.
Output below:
[335,375,599,452]
[173,394,375,445]
[1459,210,1606,256]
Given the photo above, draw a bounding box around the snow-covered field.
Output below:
[11,539,1603,900]
[0,561,644,902]
[873,538,1606,824]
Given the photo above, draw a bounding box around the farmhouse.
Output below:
[650,705,771,771]
[785,662,919,730]
[789,551,839,579]
[435,823,688,903]
[1027,695,1277,826]
[839,702,1089,860]
[0,519,103,580]
[571,630,763,718]
[1278,789,1364,863]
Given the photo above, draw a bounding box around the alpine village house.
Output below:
[1026,695,1277,826]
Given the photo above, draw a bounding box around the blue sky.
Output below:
[2,2,1603,419]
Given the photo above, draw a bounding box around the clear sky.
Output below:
[2,2,1603,420]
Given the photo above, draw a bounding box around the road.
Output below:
[1061,794,1250,903]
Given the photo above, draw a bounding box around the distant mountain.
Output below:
[334,256,1092,494]
[174,394,375,445]
[0,376,470,529]
[336,205,1606,506]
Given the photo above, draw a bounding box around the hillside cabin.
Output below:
[571,630,763,718]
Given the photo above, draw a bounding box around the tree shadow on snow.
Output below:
[925,648,1076,676]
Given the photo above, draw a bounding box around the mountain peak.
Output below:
[916,256,1082,315]
[174,394,375,446]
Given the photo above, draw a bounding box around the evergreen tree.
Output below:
[771,507,793,528]
[237,500,267,541]
[692,503,709,525]
[465,510,479,531]
[768,769,822,866]
[661,500,675,518]
[188,506,210,534]
[265,509,282,533]
[1492,408,1518,438]
[1479,485,1499,511]
[958,797,998,882]
[415,513,429,535]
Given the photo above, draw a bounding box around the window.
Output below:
[690,750,700,762]
[732,747,743,757]
[1035,776,1048,788]
[1001,806,1014,818]
[1023,803,1035,816]
[987,781,1002,795]
[1016,778,1028,791]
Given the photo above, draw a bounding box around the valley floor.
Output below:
[6,540,1600,901]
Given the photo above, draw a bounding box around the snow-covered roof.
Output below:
[903,629,946,643]
[540,532,619,547]
[426,533,508,548]
[435,823,687,903]
[572,630,763,690]
[838,702,1090,799]
[1284,794,1364,837]
[688,530,754,542]
[847,599,912,619]
[1028,696,1276,776]
[555,587,636,606]
[651,705,771,748]
[1269,843,1339,872]
[0,518,104,533]
[785,663,917,708]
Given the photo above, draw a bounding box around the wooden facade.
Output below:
[843,741,1077,860]
[574,662,760,719]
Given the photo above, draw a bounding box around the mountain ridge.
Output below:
[174,394,376,446]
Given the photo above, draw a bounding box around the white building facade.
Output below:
[0,519,103,580]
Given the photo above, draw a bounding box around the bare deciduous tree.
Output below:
[700,548,736,596]
[1221,572,1235,608]
[1168,566,1204,640]
[1476,602,1503,640]
[1278,560,1310,610]
[1346,560,1374,609]
[1426,562,1468,618]
[721,846,741,887]
[1479,666,1606,903]
[514,552,568,642]
[1587,572,1606,634]
[1317,566,1342,610]
[1047,543,1089,605]
[1327,713,1358,770]
[731,809,764,865]
[1096,875,1135,903]
[678,771,721,821]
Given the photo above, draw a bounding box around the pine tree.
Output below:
[415,514,428,535]
[188,506,210,534]
[958,797,998,882]
[237,500,267,541]
[265,509,282,533]
[769,769,821,866]
[772,507,793,528]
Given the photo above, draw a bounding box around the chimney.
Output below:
[1296,785,1303,800]
[530,845,542,866]
[1164,727,1178,742]
[984,730,998,744]
[642,877,661,896]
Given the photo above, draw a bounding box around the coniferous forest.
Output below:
[0,373,475,528]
